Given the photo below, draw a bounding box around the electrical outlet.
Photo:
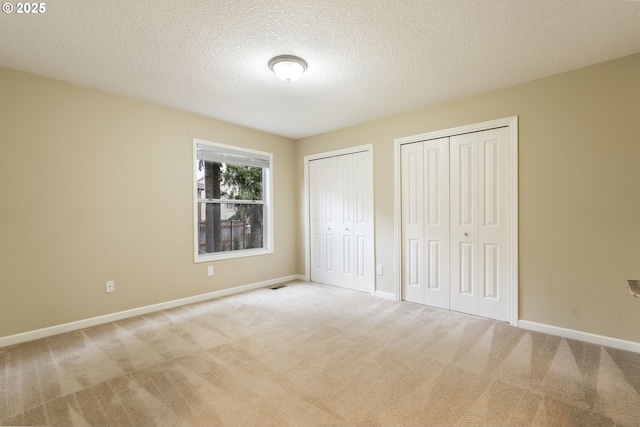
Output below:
[105,280,115,293]
[207,266,214,276]
[376,265,383,275]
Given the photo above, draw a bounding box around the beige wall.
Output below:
[0,67,298,338]
[296,53,640,343]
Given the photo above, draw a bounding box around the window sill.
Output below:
[194,248,273,263]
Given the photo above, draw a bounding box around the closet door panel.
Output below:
[478,127,511,321]
[335,154,354,289]
[325,157,339,284]
[353,151,374,292]
[401,143,425,304]
[450,133,479,316]
[310,157,339,285]
[309,158,326,284]
[423,138,450,309]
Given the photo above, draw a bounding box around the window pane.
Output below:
[198,202,264,254]
[196,161,263,201]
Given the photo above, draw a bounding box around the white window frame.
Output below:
[193,138,274,263]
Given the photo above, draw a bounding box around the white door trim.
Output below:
[394,117,519,325]
[304,144,375,292]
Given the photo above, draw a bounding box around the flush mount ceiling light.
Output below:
[268,55,308,82]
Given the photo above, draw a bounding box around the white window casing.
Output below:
[193,139,273,262]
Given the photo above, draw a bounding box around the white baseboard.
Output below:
[519,320,640,353]
[374,290,397,301]
[0,275,304,348]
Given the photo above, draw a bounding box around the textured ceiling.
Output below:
[1,0,640,139]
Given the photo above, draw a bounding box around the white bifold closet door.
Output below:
[401,127,512,322]
[309,151,373,293]
[401,137,450,309]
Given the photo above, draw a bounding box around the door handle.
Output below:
[464,232,469,237]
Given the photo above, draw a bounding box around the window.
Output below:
[193,139,273,262]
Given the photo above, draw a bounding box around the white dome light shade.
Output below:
[268,55,308,82]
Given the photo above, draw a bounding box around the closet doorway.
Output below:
[305,145,374,293]
[395,117,518,324]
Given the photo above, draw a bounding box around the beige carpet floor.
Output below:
[1,281,640,426]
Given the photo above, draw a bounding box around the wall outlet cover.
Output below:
[106,281,115,293]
